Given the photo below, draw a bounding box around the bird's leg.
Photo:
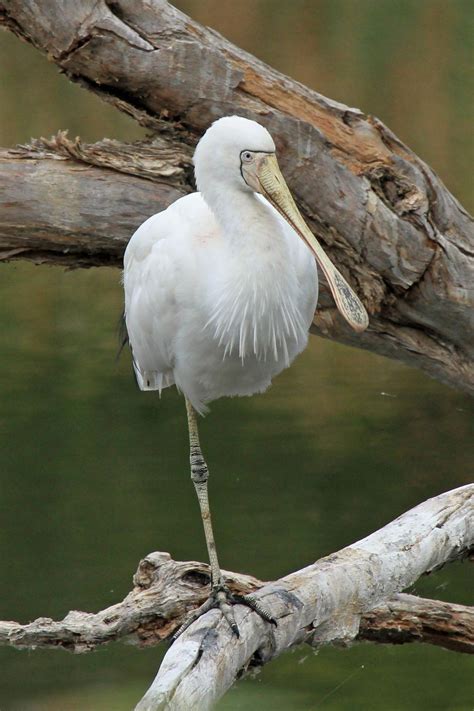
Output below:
[186,397,229,610]
[171,398,276,641]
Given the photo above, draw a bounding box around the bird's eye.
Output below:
[241,151,254,163]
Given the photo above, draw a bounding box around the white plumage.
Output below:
[124,116,318,414]
[122,115,368,638]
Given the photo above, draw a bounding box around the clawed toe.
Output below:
[232,592,277,626]
[171,585,277,642]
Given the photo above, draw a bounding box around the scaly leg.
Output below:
[172,398,276,640]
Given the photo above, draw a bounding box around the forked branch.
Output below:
[135,484,473,710]
[1,486,472,710]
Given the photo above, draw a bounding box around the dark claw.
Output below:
[232,593,277,627]
[170,585,276,642]
[231,623,240,638]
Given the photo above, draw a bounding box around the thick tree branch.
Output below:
[2,558,471,657]
[0,136,189,267]
[0,0,474,391]
[0,0,473,393]
[136,484,473,710]
[1,486,472,709]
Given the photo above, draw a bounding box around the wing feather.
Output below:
[123,193,218,393]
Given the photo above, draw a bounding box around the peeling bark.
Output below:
[358,593,474,655]
[0,136,189,267]
[0,0,473,392]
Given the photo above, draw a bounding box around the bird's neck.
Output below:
[203,185,278,252]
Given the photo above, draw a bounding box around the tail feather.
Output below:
[118,310,177,398]
[133,365,175,394]
[116,311,129,362]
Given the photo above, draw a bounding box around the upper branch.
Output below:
[0,135,190,267]
[0,0,473,393]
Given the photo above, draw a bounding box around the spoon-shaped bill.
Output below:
[257,154,369,333]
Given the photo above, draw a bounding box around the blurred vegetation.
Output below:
[0,1,472,709]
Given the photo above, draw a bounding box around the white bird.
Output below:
[123,116,368,637]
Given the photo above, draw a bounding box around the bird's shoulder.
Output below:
[124,193,220,269]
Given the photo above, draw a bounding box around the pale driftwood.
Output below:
[2,556,472,657]
[0,555,263,652]
[136,485,473,710]
[1,487,471,707]
[1,1,473,393]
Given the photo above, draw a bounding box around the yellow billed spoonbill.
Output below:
[123,115,368,637]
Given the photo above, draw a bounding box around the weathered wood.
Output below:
[0,554,263,652]
[135,484,473,710]
[358,593,474,655]
[137,485,474,711]
[0,138,188,267]
[1,487,471,707]
[2,554,471,657]
[0,0,473,393]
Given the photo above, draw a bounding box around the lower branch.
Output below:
[136,484,473,710]
[2,560,471,657]
[0,485,472,710]
[358,593,473,654]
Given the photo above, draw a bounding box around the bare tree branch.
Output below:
[0,486,472,708]
[0,555,262,652]
[358,593,474,655]
[0,0,473,393]
[0,135,190,267]
[134,484,473,710]
[2,557,471,657]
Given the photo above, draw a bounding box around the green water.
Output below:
[0,1,473,709]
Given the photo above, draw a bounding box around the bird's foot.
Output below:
[171,583,276,642]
